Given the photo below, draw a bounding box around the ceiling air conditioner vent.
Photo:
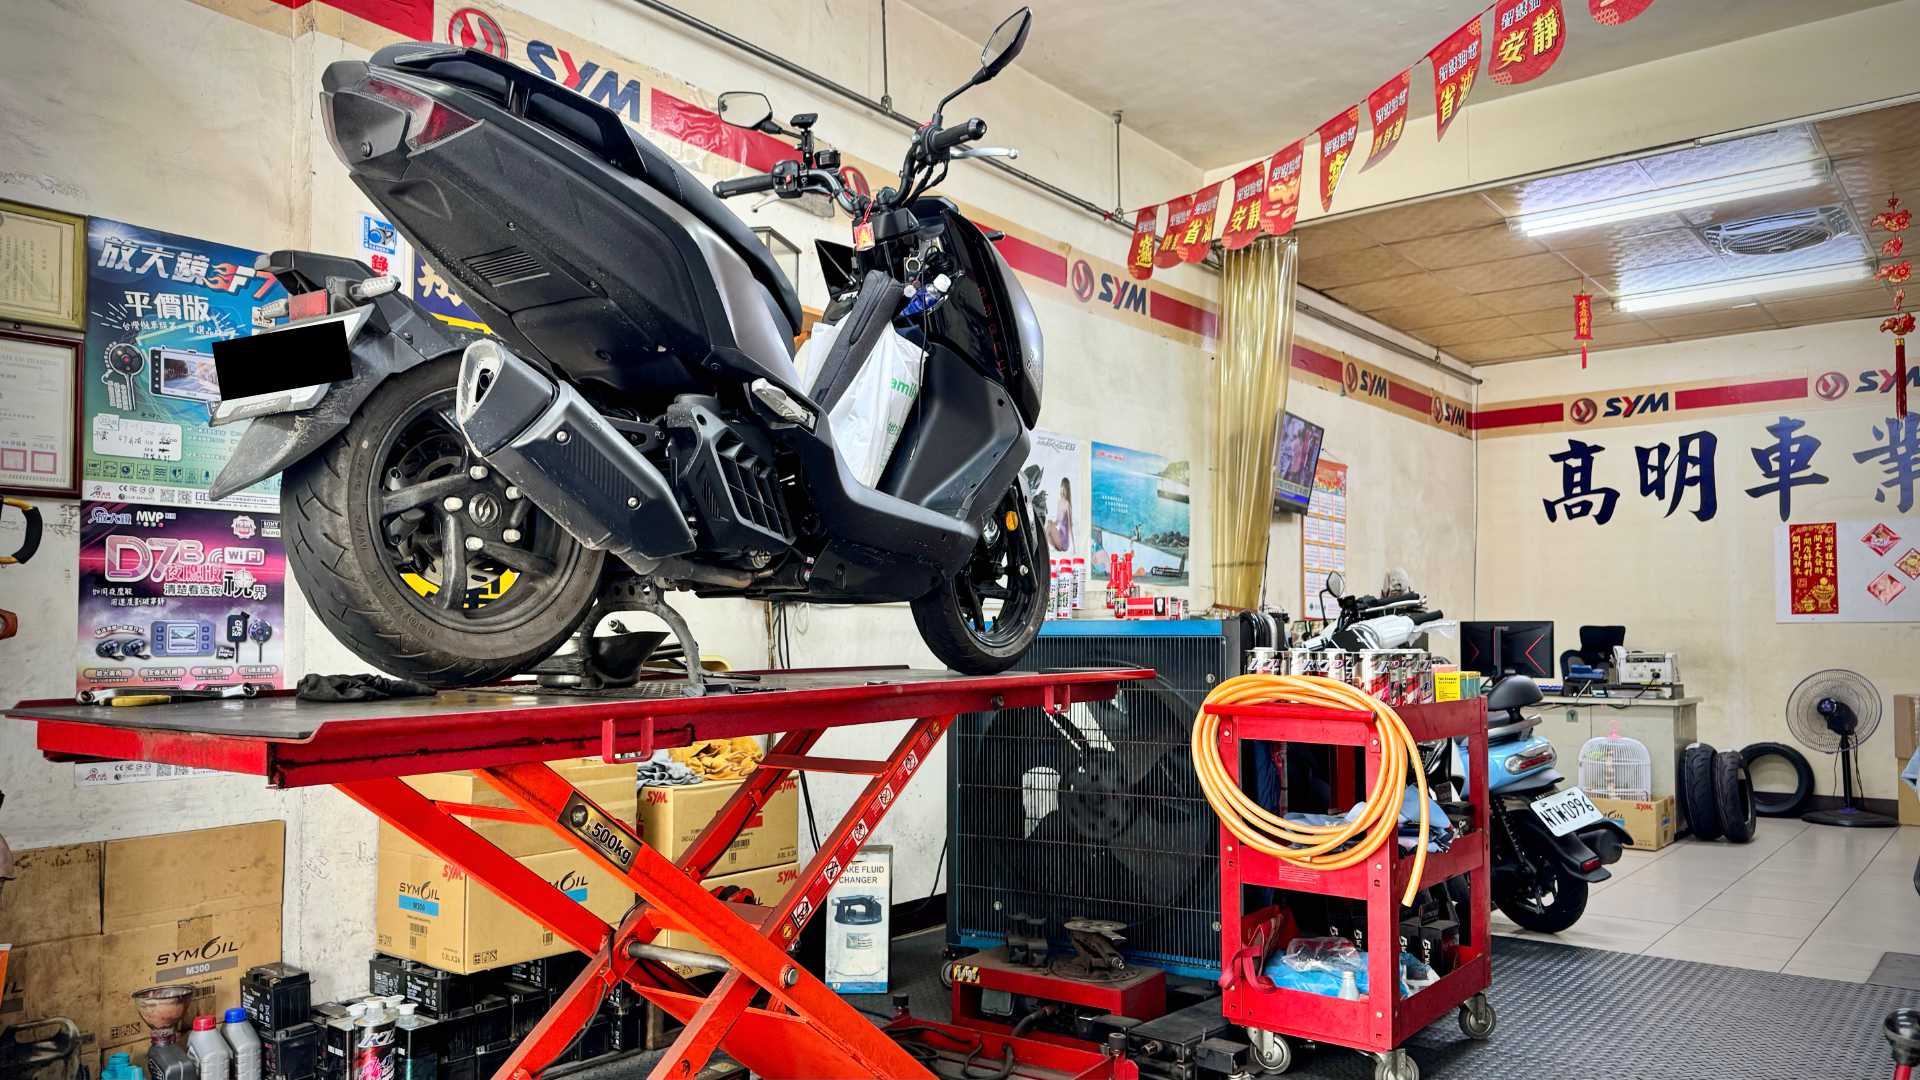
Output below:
[1699,206,1852,258]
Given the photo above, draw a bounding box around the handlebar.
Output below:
[713,173,778,198]
[927,118,987,156]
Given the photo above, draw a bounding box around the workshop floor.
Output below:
[1491,820,1920,980]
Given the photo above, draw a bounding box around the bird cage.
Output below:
[1580,733,1652,800]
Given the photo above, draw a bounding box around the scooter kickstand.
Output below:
[629,581,707,697]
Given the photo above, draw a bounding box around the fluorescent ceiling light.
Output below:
[1513,160,1829,238]
[1612,262,1871,313]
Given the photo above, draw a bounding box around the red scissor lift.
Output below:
[1210,697,1493,1080]
[7,666,1148,1080]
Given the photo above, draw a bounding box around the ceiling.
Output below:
[911,0,1899,168]
[1288,102,1919,364]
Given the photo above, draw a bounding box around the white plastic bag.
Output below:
[800,319,925,489]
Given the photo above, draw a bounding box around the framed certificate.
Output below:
[0,199,86,330]
[0,328,82,496]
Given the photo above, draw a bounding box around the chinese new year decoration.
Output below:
[1877,195,1912,417]
[1573,291,1594,369]
[1115,0,1662,266]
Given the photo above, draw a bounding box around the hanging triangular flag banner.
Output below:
[1317,107,1361,212]
[1155,194,1194,269]
[1127,206,1159,280]
[1362,69,1412,171]
[1221,162,1268,250]
[1182,183,1224,263]
[1490,0,1567,86]
[1428,13,1483,140]
[1263,140,1306,238]
[1589,0,1655,25]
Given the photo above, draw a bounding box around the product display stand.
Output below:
[7,666,1146,1080]
[1211,697,1491,1078]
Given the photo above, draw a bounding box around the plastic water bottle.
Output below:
[187,1016,232,1080]
[222,1007,262,1080]
[1337,970,1362,1001]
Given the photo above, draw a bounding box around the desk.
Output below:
[1537,695,1700,799]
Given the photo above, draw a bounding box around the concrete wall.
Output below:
[1474,319,1915,798]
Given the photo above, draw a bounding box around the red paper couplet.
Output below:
[1181,183,1224,263]
[1155,194,1194,269]
[1127,206,1159,280]
[1574,292,1594,369]
[1428,14,1483,140]
[1363,69,1412,171]
[1263,140,1306,238]
[1589,0,1655,25]
[1220,163,1267,251]
[1490,0,1567,86]
[1317,108,1362,212]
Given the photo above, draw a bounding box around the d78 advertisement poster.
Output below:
[77,501,286,693]
[81,218,285,510]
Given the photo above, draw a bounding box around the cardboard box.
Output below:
[380,770,638,860]
[99,904,282,1045]
[638,776,798,875]
[654,862,799,970]
[824,847,891,994]
[1593,795,1676,851]
[1,935,104,1044]
[104,822,284,933]
[374,848,632,975]
[0,842,103,947]
[1895,693,1919,762]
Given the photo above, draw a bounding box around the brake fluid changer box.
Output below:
[824,845,892,994]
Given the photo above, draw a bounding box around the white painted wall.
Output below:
[1474,319,1916,799]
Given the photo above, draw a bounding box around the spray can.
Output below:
[222,1008,262,1080]
[1071,557,1086,610]
[352,1001,396,1080]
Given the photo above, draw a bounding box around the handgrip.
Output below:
[927,118,987,155]
[713,173,777,198]
[1410,609,1445,625]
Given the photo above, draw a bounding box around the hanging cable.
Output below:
[1191,674,1432,906]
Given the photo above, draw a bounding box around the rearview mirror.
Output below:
[1325,571,1346,598]
[717,91,773,132]
[979,8,1031,81]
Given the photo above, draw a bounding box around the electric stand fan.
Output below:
[1787,669,1898,828]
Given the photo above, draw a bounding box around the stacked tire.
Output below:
[1677,743,1757,844]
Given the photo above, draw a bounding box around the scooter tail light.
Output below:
[1503,746,1556,773]
[360,75,479,151]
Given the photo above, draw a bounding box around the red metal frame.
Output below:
[6,666,1148,1080]
[1213,698,1491,1055]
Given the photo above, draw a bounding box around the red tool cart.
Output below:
[6,666,1147,1080]
[1211,697,1493,1080]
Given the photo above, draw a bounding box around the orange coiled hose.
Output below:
[1192,673,1431,906]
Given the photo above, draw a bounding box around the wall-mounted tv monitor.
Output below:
[1271,411,1325,514]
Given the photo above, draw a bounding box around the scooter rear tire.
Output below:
[1681,744,1724,841]
[1494,861,1589,934]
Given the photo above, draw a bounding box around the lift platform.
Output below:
[6,665,1148,1080]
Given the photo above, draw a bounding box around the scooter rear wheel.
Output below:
[1494,861,1589,934]
[911,483,1047,674]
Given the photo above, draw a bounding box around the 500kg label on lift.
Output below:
[562,793,638,872]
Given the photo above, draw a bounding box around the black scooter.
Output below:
[208,10,1047,689]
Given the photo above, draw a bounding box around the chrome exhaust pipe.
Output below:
[455,340,693,570]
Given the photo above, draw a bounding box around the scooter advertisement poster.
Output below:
[80,218,285,510]
[76,500,286,693]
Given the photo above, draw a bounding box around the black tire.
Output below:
[1494,861,1590,934]
[283,356,604,687]
[1714,750,1757,844]
[1681,744,1723,841]
[910,484,1047,674]
[1740,741,1815,817]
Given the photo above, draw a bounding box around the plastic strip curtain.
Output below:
[1210,236,1298,611]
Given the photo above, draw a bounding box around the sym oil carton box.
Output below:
[2,934,104,1046]
[103,822,284,932]
[0,842,103,946]
[100,904,282,1045]
[824,847,892,994]
[1592,795,1675,851]
[652,862,799,974]
[375,847,630,974]
[637,776,798,874]
[379,768,638,859]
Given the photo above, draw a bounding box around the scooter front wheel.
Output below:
[911,483,1047,674]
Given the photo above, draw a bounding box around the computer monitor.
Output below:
[1577,625,1627,665]
[1460,621,1555,679]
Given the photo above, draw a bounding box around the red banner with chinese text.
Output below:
[1362,69,1412,171]
[1428,14,1483,140]
[1574,291,1594,368]
[1155,194,1194,269]
[1127,206,1158,280]
[1787,522,1839,615]
[1182,183,1223,263]
[1589,0,1655,25]
[1263,140,1306,238]
[1220,164,1267,251]
[1317,107,1361,212]
[1490,0,1566,86]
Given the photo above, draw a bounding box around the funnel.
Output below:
[132,985,195,1044]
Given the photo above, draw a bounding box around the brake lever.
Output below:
[749,194,778,213]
